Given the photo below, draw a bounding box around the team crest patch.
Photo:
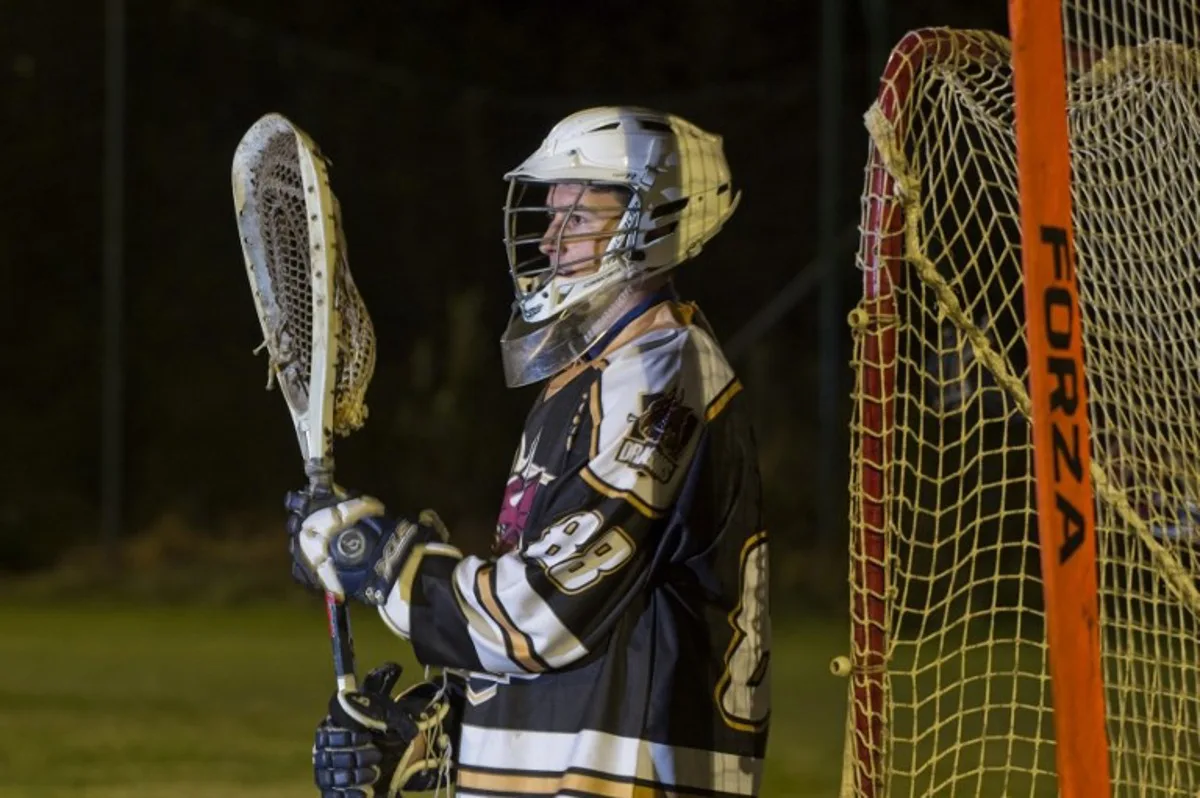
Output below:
[495,432,554,553]
[618,388,699,482]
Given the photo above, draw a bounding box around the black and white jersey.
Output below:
[378,299,770,797]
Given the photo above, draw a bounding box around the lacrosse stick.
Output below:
[231,112,377,692]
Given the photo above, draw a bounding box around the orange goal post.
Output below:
[841,2,1200,796]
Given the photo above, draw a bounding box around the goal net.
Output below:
[844,7,1200,797]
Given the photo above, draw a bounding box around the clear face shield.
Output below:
[498,280,645,387]
[499,180,645,387]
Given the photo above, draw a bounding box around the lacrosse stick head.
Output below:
[231,113,376,487]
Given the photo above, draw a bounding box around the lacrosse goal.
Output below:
[842,5,1200,797]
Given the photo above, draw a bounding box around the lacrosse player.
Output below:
[288,106,771,797]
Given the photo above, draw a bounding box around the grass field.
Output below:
[0,601,852,797]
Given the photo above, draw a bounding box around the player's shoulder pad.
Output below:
[583,319,741,517]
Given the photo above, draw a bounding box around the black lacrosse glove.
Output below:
[284,488,450,606]
[313,662,456,798]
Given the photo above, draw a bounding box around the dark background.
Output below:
[1,0,1010,605]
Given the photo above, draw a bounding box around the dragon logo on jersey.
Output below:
[618,387,699,482]
[494,431,555,554]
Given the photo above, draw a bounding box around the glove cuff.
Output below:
[355,514,449,606]
[357,518,421,605]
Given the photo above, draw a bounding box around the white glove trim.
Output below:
[299,496,387,598]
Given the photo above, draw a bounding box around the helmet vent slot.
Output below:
[637,119,673,133]
[650,197,690,219]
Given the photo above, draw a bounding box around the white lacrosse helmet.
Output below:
[502,106,741,324]
[498,107,740,387]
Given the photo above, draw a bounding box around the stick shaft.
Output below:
[326,592,357,692]
[309,465,358,692]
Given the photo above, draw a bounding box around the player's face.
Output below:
[539,183,627,276]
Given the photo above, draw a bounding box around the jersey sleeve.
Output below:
[377,327,741,674]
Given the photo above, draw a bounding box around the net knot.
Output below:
[848,305,897,333]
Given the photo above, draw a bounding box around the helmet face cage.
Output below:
[503,179,644,317]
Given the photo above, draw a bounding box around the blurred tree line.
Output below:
[1,0,1009,608]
